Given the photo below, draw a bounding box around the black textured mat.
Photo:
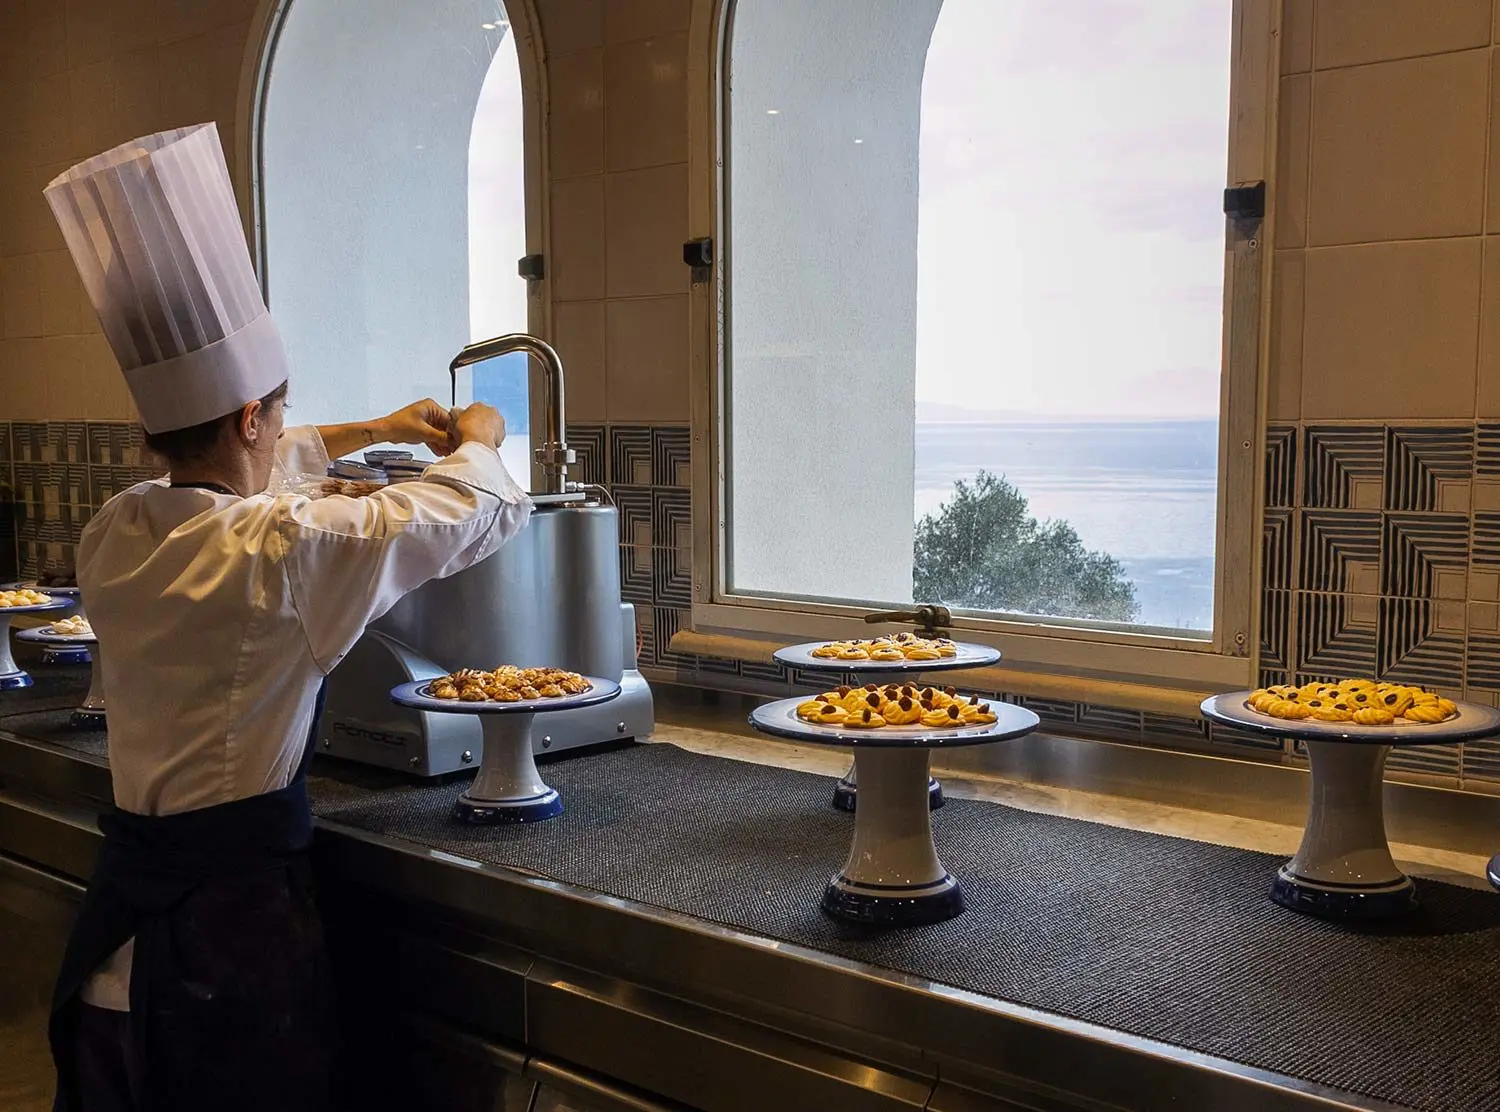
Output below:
[313,744,1500,1112]
[0,665,90,718]
[0,709,109,760]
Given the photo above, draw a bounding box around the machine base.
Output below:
[1270,868,1418,921]
[453,789,563,824]
[832,776,943,813]
[69,708,105,729]
[821,874,965,926]
[0,672,34,691]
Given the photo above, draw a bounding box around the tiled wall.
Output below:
[7,0,1500,797]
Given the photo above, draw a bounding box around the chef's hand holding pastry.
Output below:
[41,123,533,1112]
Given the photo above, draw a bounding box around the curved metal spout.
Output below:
[449,333,574,494]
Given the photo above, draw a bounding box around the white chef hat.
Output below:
[43,124,289,434]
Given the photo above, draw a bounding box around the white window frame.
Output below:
[686,0,1280,691]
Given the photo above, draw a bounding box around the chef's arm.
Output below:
[315,399,455,460]
[280,413,529,672]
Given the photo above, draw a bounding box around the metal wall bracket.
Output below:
[1222,182,1265,220]
[517,254,546,280]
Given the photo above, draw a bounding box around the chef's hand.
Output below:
[452,403,507,450]
[381,399,455,456]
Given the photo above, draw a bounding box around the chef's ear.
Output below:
[238,399,265,447]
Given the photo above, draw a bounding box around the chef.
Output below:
[43,124,533,1111]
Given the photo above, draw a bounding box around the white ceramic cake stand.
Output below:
[391,678,621,824]
[772,641,1002,813]
[750,696,1038,927]
[15,626,103,725]
[1201,693,1500,920]
[3,584,86,663]
[0,599,75,689]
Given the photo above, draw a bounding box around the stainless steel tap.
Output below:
[449,333,576,495]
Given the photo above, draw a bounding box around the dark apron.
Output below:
[50,687,331,1112]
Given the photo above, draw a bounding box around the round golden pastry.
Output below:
[813,703,850,725]
[837,646,870,661]
[870,648,905,662]
[844,708,886,729]
[1309,701,1353,722]
[810,643,844,659]
[882,697,922,725]
[903,647,942,661]
[796,699,829,720]
[1403,704,1448,723]
[1352,706,1395,726]
[1267,698,1313,719]
[1247,690,1278,713]
[960,701,997,725]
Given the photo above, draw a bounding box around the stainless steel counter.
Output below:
[0,680,1477,1112]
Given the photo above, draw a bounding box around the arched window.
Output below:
[713,0,1264,684]
[258,0,532,479]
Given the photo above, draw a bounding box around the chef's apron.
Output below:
[49,685,331,1112]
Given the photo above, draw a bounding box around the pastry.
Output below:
[812,703,850,725]
[881,697,922,725]
[870,647,906,662]
[1352,706,1394,726]
[1246,676,1459,726]
[837,646,870,661]
[810,643,845,659]
[1403,704,1448,724]
[960,701,997,725]
[49,616,92,637]
[0,589,51,608]
[429,665,592,703]
[843,707,886,729]
[1267,698,1313,720]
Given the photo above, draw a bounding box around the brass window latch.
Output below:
[861,605,952,637]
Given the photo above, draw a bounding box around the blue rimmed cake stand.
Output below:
[1201,692,1500,921]
[15,626,103,726]
[0,598,75,689]
[1489,854,1499,890]
[391,677,621,823]
[750,695,1038,927]
[772,640,1002,813]
[3,585,86,663]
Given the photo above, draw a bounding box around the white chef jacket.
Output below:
[77,426,532,1009]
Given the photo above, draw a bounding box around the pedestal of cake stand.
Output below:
[15,627,102,724]
[771,640,1001,814]
[749,696,1038,927]
[1201,693,1500,921]
[0,600,76,689]
[390,678,621,824]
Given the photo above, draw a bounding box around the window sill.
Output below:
[669,629,1228,718]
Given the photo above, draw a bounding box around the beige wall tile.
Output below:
[604,0,690,45]
[604,33,687,171]
[0,0,69,82]
[605,164,688,298]
[69,50,163,160]
[550,176,606,301]
[1309,51,1488,246]
[1268,251,1304,421]
[605,295,689,422]
[10,72,75,168]
[1,255,42,340]
[1302,238,1480,419]
[0,339,54,419]
[1314,0,1490,69]
[156,0,260,46]
[1487,50,1500,232]
[1275,75,1310,249]
[539,0,604,56]
[36,250,89,337]
[64,0,156,70]
[158,22,251,140]
[552,299,606,420]
[0,162,68,259]
[1280,0,1314,75]
[549,49,605,179]
[1477,237,1500,416]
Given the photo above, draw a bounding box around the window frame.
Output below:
[241,0,551,490]
[687,0,1280,690]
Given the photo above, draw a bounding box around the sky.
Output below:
[914,0,1233,419]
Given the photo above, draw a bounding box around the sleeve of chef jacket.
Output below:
[279,439,533,672]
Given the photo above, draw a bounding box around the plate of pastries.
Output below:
[426,666,593,703]
[796,683,999,731]
[809,633,959,662]
[1246,679,1458,726]
[0,588,55,608]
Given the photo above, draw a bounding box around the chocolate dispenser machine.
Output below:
[318,335,654,775]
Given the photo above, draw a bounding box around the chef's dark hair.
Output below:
[144,381,290,465]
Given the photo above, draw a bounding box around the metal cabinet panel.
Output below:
[527,966,934,1112]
